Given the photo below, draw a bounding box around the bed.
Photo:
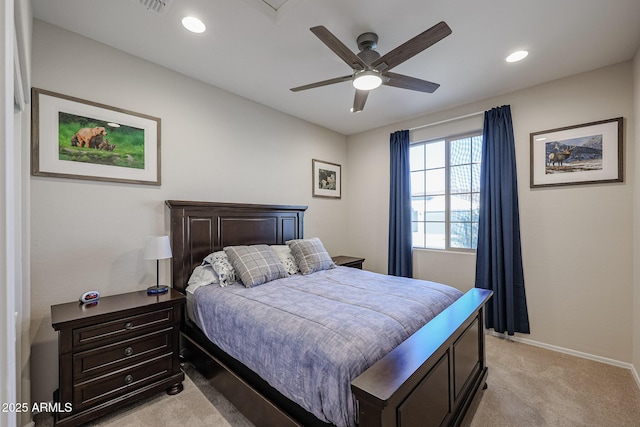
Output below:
[166,200,492,427]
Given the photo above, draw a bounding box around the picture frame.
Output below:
[530,117,623,188]
[312,159,341,198]
[31,87,161,185]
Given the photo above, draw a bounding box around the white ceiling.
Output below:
[32,0,640,136]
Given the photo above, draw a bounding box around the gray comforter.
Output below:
[192,266,463,427]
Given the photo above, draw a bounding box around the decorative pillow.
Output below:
[186,264,218,294]
[270,245,300,275]
[286,238,335,275]
[203,250,227,266]
[224,245,288,287]
[203,251,238,287]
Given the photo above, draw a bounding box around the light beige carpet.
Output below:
[469,335,640,427]
[35,335,640,427]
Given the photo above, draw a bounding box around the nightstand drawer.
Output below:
[73,307,174,349]
[73,354,173,412]
[73,328,172,379]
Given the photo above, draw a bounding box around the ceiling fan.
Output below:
[290,21,452,113]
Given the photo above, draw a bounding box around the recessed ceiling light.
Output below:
[182,16,206,33]
[506,50,528,63]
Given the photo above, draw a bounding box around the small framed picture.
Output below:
[31,88,161,185]
[312,159,341,198]
[530,117,623,188]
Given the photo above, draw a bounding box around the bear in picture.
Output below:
[73,126,107,148]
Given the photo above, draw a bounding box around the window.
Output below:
[410,132,482,250]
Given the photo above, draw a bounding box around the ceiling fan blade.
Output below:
[384,72,440,93]
[351,90,369,113]
[372,21,452,72]
[310,26,368,71]
[290,75,353,92]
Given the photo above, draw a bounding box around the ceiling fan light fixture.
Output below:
[352,70,383,91]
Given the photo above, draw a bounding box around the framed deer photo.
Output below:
[530,117,623,188]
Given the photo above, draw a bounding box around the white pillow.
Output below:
[270,245,300,275]
[186,264,218,294]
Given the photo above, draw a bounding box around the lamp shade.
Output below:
[144,235,172,260]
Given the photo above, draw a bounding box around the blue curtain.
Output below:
[388,130,413,277]
[475,105,530,335]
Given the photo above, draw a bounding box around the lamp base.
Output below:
[147,285,169,295]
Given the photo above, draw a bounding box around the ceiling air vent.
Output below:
[241,0,303,23]
[262,0,289,11]
[133,0,174,16]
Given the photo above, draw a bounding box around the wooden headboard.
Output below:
[165,200,307,293]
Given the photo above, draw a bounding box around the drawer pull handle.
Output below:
[124,347,134,356]
[124,374,133,385]
[124,322,133,330]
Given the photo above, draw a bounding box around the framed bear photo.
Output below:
[31,88,161,185]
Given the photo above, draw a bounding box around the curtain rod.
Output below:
[408,110,485,132]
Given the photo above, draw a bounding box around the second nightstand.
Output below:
[51,289,185,426]
[332,255,365,269]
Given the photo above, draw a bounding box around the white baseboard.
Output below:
[488,331,640,390]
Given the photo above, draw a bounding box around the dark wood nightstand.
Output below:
[332,255,365,269]
[51,289,185,426]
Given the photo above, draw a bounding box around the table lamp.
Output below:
[144,235,172,295]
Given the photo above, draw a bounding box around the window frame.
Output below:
[410,130,483,252]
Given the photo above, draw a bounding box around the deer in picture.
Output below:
[548,146,575,166]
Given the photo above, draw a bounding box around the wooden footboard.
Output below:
[352,288,492,427]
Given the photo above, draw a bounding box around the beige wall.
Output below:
[347,62,635,364]
[29,20,349,403]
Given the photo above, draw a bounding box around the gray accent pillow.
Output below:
[224,245,288,287]
[286,238,335,275]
